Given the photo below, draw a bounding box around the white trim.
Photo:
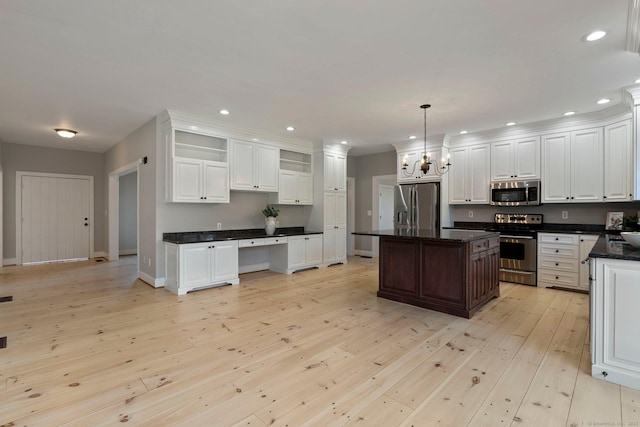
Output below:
[16,171,94,265]
[238,262,271,274]
[3,258,17,266]
[347,177,355,256]
[0,168,3,269]
[138,271,164,288]
[93,251,108,259]
[108,159,141,262]
[119,248,137,256]
[371,174,396,258]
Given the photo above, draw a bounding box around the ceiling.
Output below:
[1,1,639,156]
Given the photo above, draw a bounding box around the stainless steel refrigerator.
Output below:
[394,182,440,230]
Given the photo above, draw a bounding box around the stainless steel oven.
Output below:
[487,213,542,286]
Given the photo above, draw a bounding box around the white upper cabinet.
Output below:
[169,129,230,203]
[448,144,490,204]
[271,149,313,205]
[491,137,540,181]
[542,128,603,203]
[324,153,346,191]
[230,140,279,192]
[604,120,633,202]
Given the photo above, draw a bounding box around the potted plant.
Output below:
[262,205,279,235]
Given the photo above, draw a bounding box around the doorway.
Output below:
[108,160,140,267]
[118,171,138,256]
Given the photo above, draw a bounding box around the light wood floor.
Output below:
[0,256,638,426]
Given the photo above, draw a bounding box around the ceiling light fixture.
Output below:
[564,111,576,116]
[341,140,348,145]
[401,104,451,177]
[636,78,640,84]
[585,30,607,42]
[597,98,610,105]
[55,128,77,138]
[459,130,468,135]
[409,135,416,140]
[286,126,295,131]
[506,122,516,126]
[219,109,230,115]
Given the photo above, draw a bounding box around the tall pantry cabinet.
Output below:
[308,145,350,267]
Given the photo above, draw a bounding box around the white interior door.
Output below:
[379,184,395,230]
[20,173,92,264]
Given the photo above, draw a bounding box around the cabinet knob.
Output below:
[203,197,207,200]
[555,249,559,253]
[555,276,559,280]
[603,196,607,199]
[566,197,569,200]
[571,197,574,199]
[555,263,559,266]
[555,237,559,240]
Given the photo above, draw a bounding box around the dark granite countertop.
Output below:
[353,228,499,242]
[589,234,640,261]
[451,221,609,235]
[163,227,322,244]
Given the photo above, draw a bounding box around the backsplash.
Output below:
[451,202,640,225]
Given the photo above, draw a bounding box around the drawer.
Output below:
[538,256,578,272]
[263,236,287,245]
[538,244,579,259]
[488,237,500,249]
[538,269,579,287]
[538,233,579,245]
[238,239,265,248]
[471,239,489,253]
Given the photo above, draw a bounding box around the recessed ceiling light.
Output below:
[286,126,295,131]
[564,111,576,116]
[190,126,198,130]
[459,130,468,135]
[636,78,640,84]
[219,109,230,115]
[409,135,416,140]
[506,122,516,126]
[597,98,610,105]
[341,140,348,145]
[585,30,606,42]
[55,128,77,138]
[252,138,259,142]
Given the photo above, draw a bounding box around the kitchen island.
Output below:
[589,235,640,391]
[353,229,500,318]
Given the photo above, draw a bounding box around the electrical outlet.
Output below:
[562,211,568,219]
[367,210,372,216]
[468,210,474,218]
[217,222,222,230]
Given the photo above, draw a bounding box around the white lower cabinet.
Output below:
[323,227,347,265]
[164,240,239,295]
[591,257,640,391]
[284,234,323,273]
[537,233,597,291]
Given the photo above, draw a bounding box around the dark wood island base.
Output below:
[354,229,500,319]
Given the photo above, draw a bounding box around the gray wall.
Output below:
[349,151,397,252]
[3,142,106,260]
[119,171,138,254]
[451,202,640,225]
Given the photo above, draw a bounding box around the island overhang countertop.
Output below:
[352,228,500,242]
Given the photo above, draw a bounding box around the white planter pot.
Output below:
[265,216,276,235]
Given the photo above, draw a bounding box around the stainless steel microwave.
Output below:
[490,180,540,206]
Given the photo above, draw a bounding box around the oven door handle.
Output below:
[500,235,535,239]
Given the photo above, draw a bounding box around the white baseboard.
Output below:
[119,249,137,256]
[239,262,270,274]
[353,250,374,258]
[138,271,165,288]
[92,251,108,259]
[3,258,17,266]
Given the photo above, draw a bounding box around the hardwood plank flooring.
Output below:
[0,256,638,426]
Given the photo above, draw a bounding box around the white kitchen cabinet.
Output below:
[275,171,313,205]
[286,234,323,273]
[324,153,347,191]
[163,125,230,203]
[591,257,640,391]
[164,240,239,295]
[604,120,633,202]
[173,158,229,203]
[230,140,279,192]
[542,129,603,203]
[490,137,540,181]
[323,192,347,265]
[537,232,597,291]
[397,148,445,183]
[448,144,490,204]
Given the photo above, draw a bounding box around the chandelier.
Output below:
[401,104,452,177]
